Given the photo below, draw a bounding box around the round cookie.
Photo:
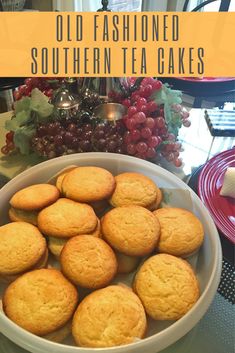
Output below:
[0,222,47,278]
[153,207,204,257]
[115,251,140,274]
[48,219,102,258]
[133,254,200,320]
[109,172,157,208]
[61,235,117,289]
[62,166,116,203]
[10,184,60,211]
[55,167,77,192]
[102,206,160,256]
[72,285,147,348]
[9,207,38,226]
[3,269,78,336]
[147,187,163,211]
[38,198,97,238]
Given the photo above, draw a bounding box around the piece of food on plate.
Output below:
[109,172,158,208]
[220,167,235,198]
[38,198,97,238]
[133,254,200,320]
[72,285,147,348]
[0,222,48,282]
[48,218,102,258]
[101,205,160,256]
[115,251,140,274]
[61,166,116,203]
[54,166,77,192]
[60,235,117,289]
[153,207,204,257]
[9,208,38,226]
[147,187,163,211]
[9,184,60,225]
[3,269,78,341]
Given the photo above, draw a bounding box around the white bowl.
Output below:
[0,153,222,353]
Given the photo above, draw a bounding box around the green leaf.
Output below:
[5,110,31,132]
[30,88,54,119]
[13,126,36,155]
[5,118,20,132]
[14,96,31,114]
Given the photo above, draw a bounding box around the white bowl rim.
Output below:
[0,153,222,353]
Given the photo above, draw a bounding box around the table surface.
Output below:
[0,109,234,353]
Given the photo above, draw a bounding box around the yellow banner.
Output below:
[0,12,234,77]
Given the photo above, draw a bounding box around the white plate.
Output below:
[0,153,222,353]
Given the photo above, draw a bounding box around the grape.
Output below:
[133,112,146,124]
[146,147,157,159]
[127,143,136,155]
[136,142,148,153]
[152,80,162,91]
[136,97,147,107]
[128,106,137,117]
[80,140,91,152]
[83,124,92,132]
[141,127,152,139]
[141,84,153,98]
[97,139,106,150]
[135,152,147,160]
[126,118,136,131]
[1,145,9,155]
[147,101,158,113]
[130,129,141,142]
[155,117,165,129]
[167,133,176,141]
[142,77,155,86]
[48,151,56,159]
[71,137,80,149]
[64,132,74,145]
[131,93,140,103]
[183,120,191,127]
[122,99,131,107]
[37,125,47,137]
[116,146,125,154]
[144,118,155,130]
[166,152,175,162]
[148,136,159,148]
[165,143,175,152]
[124,131,132,145]
[107,140,117,152]
[84,130,93,139]
[138,104,148,114]
[54,135,63,146]
[6,131,14,142]
[116,136,123,147]
[76,127,83,137]
[174,158,183,167]
[94,129,105,139]
[13,90,22,101]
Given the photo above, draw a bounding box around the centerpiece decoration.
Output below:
[1,77,191,167]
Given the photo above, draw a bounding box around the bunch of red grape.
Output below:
[110,77,190,167]
[13,78,63,101]
[1,131,15,155]
[31,118,126,159]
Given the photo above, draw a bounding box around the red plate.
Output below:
[198,148,235,244]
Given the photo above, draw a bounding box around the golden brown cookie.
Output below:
[102,206,160,256]
[9,207,38,226]
[3,269,78,336]
[61,235,117,289]
[147,187,163,211]
[55,167,77,192]
[153,207,204,257]
[9,184,60,211]
[62,166,116,203]
[115,251,140,274]
[38,198,97,238]
[72,285,147,348]
[0,222,47,278]
[133,254,200,320]
[109,172,158,208]
[48,219,102,258]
